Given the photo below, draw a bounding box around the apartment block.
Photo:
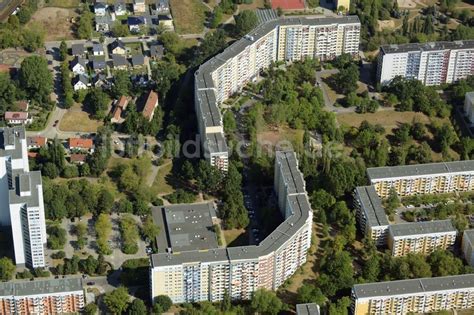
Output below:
[462,229,474,267]
[0,127,47,268]
[352,274,474,315]
[353,186,389,246]
[367,161,474,198]
[377,41,474,86]
[464,92,474,126]
[150,151,312,303]
[387,220,457,256]
[194,16,360,171]
[0,278,85,314]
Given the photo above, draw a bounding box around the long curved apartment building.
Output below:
[194,16,361,171]
[150,151,313,303]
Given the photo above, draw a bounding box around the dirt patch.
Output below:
[60,103,104,132]
[0,48,34,67]
[378,19,395,31]
[257,127,304,153]
[398,0,417,8]
[28,7,77,41]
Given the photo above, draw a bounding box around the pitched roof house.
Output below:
[142,90,159,121]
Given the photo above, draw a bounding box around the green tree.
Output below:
[47,225,67,249]
[112,21,130,37]
[153,295,172,313]
[297,284,326,305]
[152,55,185,98]
[79,255,99,275]
[0,257,15,281]
[328,297,352,315]
[333,63,359,94]
[251,289,284,315]
[84,88,110,119]
[235,10,259,37]
[128,298,147,315]
[112,70,132,96]
[59,40,68,61]
[142,216,160,241]
[77,9,94,39]
[83,303,98,315]
[104,287,130,314]
[75,222,88,250]
[159,32,182,55]
[19,55,53,104]
[95,214,112,255]
[428,250,464,277]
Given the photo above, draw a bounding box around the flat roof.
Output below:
[464,229,474,245]
[9,171,42,207]
[152,202,218,253]
[205,132,228,155]
[355,186,389,228]
[381,40,474,54]
[196,89,221,128]
[389,219,456,238]
[0,278,83,297]
[275,151,305,194]
[353,274,474,299]
[0,126,26,160]
[367,161,474,181]
[194,15,360,156]
[296,303,320,315]
[151,151,311,267]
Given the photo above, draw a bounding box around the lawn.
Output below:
[44,0,81,8]
[337,111,431,134]
[126,42,143,56]
[151,160,175,195]
[239,0,266,10]
[257,126,305,153]
[223,228,248,247]
[60,103,104,132]
[170,0,208,34]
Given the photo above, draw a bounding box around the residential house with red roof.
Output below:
[68,138,94,153]
[142,91,159,122]
[111,96,130,124]
[4,112,31,125]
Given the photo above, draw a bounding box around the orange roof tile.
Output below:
[69,138,93,149]
[28,136,47,147]
[142,90,158,121]
[116,96,129,109]
[70,153,87,162]
[5,112,28,120]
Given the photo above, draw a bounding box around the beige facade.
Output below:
[352,275,474,315]
[194,16,360,171]
[388,227,457,257]
[150,151,312,303]
[0,279,84,315]
[372,173,474,198]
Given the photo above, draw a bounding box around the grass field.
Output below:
[44,0,80,8]
[257,126,305,152]
[151,160,174,195]
[223,229,248,247]
[126,42,143,56]
[170,0,208,34]
[337,111,431,134]
[29,7,77,41]
[60,103,104,132]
